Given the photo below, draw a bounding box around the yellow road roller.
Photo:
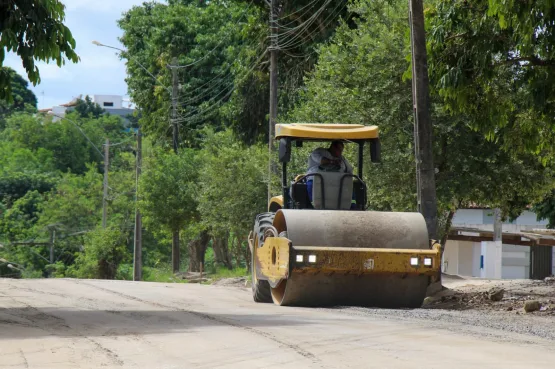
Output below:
[248,123,441,308]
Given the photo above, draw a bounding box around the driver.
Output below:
[306,140,353,202]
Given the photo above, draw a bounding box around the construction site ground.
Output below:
[1,276,554,368]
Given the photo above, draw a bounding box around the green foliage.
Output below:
[0,68,37,128]
[74,96,105,119]
[0,172,57,205]
[119,0,263,145]
[0,0,79,100]
[140,149,200,233]
[428,0,555,163]
[68,227,130,279]
[0,190,44,242]
[290,0,554,233]
[209,266,248,280]
[1,112,126,174]
[534,192,555,229]
[198,129,268,240]
[36,167,103,233]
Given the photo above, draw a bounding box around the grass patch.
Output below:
[142,266,187,284]
[208,267,249,282]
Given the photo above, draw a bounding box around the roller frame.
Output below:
[254,237,441,287]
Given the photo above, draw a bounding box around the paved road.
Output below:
[1,279,554,368]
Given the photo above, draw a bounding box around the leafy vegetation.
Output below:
[2,0,554,282]
[0,0,79,100]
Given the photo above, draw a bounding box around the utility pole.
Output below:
[133,128,143,281]
[49,229,56,264]
[171,57,179,154]
[268,0,279,200]
[103,138,109,228]
[408,0,437,240]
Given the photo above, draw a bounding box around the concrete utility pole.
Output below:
[171,57,179,154]
[408,0,438,240]
[133,128,143,281]
[268,0,279,200]
[102,138,109,228]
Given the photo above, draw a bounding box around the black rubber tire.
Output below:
[251,212,274,303]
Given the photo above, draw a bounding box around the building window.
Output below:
[103,102,114,107]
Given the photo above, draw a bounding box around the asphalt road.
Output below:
[1,278,554,369]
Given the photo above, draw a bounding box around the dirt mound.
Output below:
[426,276,555,315]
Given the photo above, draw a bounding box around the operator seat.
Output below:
[312,172,353,210]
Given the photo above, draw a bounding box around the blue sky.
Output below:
[5,0,157,109]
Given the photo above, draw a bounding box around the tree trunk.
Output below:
[188,230,210,272]
[440,209,456,252]
[242,237,251,271]
[172,229,180,273]
[213,233,232,270]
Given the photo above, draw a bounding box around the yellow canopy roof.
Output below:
[275,123,379,140]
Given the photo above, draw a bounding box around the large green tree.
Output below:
[198,129,268,268]
[428,0,555,164]
[0,68,37,128]
[139,149,201,272]
[0,0,79,99]
[291,0,554,243]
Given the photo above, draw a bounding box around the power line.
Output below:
[175,49,269,121]
[175,50,268,125]
[176,30,268,108]
[277,0,348,51]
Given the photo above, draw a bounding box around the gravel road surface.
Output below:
[1,278,554,368]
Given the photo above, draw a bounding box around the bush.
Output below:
[67,227,130,279]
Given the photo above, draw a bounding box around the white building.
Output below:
[40,94,135,123]
[443,208,555,279]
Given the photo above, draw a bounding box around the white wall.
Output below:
[442,240,459,275]
[452,209,484,225]
[501,244,529,279]
[93,95,123,109]
[481,241,502,279]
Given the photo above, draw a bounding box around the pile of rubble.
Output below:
[424,276,555,315]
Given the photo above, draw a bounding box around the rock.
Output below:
[423,297,438,306]
[488,288,505,301]
[507,306,513,311]
[545,276,555,283]
[524,300,541,313]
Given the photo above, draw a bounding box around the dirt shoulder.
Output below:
[428,274,555,316]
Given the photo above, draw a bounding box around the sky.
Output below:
[5,0,158,109]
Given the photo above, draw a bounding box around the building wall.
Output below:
[447,208,551,279]
[442,240,459,275]
[93,95,123,109]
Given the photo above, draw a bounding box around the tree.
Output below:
[290,0,554,244]
[139,149,200,272]
[0,0,79,100]
[534,192,555,229]
[74,96,105,119]
[119,0,263,145]
[198,129,268,268]
[1,112,127,174]
[0,68,37,128]
[428,0,555,164]
[68,227,130,279]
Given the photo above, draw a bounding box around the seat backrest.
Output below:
[290,181,311,209]
[313,172,352,210]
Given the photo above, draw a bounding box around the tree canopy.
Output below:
[0,0,79,100]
